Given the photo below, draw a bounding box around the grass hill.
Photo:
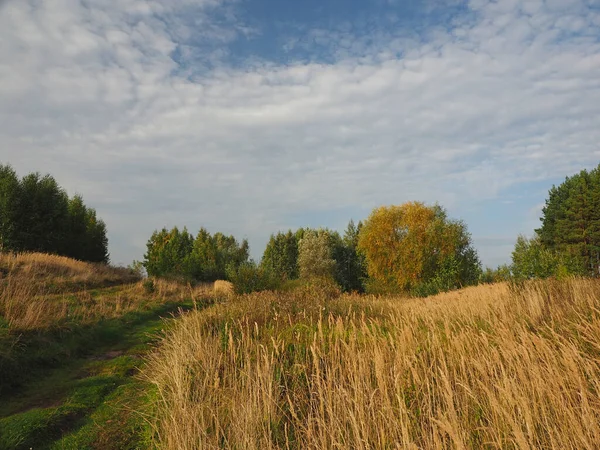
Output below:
[0,252,215,449]
[2,252,600,449]
[146,279,600,450]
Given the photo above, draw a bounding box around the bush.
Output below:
[480,265,513,284]
[363,278,404,296]
[226,262,280,294]
[511,234,582,281]
[281,276,342,300]
[142,279,156,294]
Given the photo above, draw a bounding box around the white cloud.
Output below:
[1,0,599,265]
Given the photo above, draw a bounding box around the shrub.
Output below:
[281,276,342,300]
[226,262,280,294]
[142,279,156,294]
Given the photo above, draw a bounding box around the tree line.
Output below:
[0,164,109,263]
[3,160,598,288]
[143,202,482,296]
[144,163,600,294]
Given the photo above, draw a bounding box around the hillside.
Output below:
[0,253,215,449]
[146,279,600,450]
[2,254,600,449]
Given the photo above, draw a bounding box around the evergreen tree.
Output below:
[537,164,600,276]
[13,173,69,254]
[0,164,20,251]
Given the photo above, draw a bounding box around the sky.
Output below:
[0,0,599,268]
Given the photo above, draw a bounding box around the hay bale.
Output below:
[214,280,234,297]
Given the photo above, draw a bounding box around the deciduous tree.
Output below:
[358,202,480,293]
[298,229,336,280]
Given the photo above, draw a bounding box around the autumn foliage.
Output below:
[358,202,480,293]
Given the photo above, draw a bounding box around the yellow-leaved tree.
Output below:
[358,202,480,294]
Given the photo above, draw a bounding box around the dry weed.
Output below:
[145,279,600,450]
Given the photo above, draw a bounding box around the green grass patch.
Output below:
[0,287,203,450]
[0,299,193,396]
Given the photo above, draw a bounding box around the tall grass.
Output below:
[0,252,139,289]
[145,279,600,449]
[0,252,212,331]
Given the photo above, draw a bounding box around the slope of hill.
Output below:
[0,252,215,449]
[3,254,600,450]
[145,279,600,450]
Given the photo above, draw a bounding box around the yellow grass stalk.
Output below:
[145,279,600,450]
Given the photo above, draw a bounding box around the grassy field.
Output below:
[3,253,600,449]
[0,253,216,449]
[145,279,600,450]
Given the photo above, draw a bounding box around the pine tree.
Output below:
[13,173,69,254]
[0,164,20,251]
[537,164,600,276]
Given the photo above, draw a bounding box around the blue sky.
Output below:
[0,0,599,267]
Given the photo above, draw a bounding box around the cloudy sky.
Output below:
[1,0,599,267]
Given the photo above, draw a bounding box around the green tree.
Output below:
[511,234,580,280]
[143,227,194,279]
[13,173,70,254]
[331,220,367,292]
[480,264,512,283]
[226,261,279,294]
[0,164,20,251]
[0,165,109,262]
[298,229,337,280]
[186,227,219,281]
[84,208,110,263]
[213,232,250,277]
[512,234,560,280]
[261,230,304,280]
[64,195,89,260]
[143,227,249,282]
[537,164,600,276]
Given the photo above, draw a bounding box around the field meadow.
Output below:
[2,253,600,449]
[146,279,600,450]
[0,253,215,449]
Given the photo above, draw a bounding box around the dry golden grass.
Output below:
[0,251,140,285]
[0,252,214,331]
[145,279,600,450]
[214,280,234,297]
